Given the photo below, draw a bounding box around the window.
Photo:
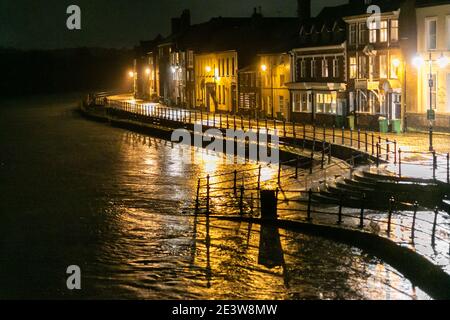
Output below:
[322,59,329,77]
[357,90,369,113]
[426,17,437,50]
[333,58,339,78]
[280,74,285,87]
[300,60,306,78]
[358,23,366,44]
[232,58,235,76]
[391,19,399,42]
[349,24,357,44]
[390,56,399,79]
[311,60,316,78]
[369,56,375,79]
[187,51,194,68]
[369,21,377,43]
[350,57,357,79]
[293,92,309,112]
[279,96,284,112]
[226,58,230,76]
[380,21,388,42]
[358,56,367,78]
[315,92,337,114]
[380,54,388,78]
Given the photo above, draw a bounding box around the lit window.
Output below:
[358,23,366,44]
[349,24,356,44]
[379,55,388,78]
[369,21,377,43]
[369,56,375,79]
[333,58,339,78]
[426,18,437,50]
[350,57,357,79]
[358,56,367,78]
[311,60,316,78]
[391,19,399,42]
[380,21,388,42]
[300,60,306,78]
[322,59,329,78]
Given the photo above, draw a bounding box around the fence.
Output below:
[397,150,450,183]
[100,98,396,164]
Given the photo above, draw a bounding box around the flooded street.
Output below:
[0,94,429,299]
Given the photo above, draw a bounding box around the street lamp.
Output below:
[413,52,448,151]
[128,70,135,94]
[261,63,274,118]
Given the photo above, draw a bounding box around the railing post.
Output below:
[293,121,296,143]
[398,149,402,177]
[447,153,450,184]
[273,119,277,132]
[241,116,244,130]
[394,140,397,164]
[195,179,200,214]
[239,185,244,215]
[249,114,252,130]
[258,165,262,190]
[303,124,306,140]
[432,151,437,180]
[411,201,418,242]
[342,126,345,145]
[265,119,268,133]
[328,143,332,165]
[376,143,380,167]
[234,115,237,130]
[332,125,336,143]
[432,207,439,246]
[371,133,374,155]
[337,192,343,225]
[323,124,326,142]
[357,129,361,150]
[206,175,210,215]
[295,156,299,179]
[313,125,316,142]
[277,161,281,185]
[283,121,286,137]
[307,189,313,221]
[386,139,390,161]
[233,170,237,194]
[310,151,314,174]
[359,193,365,228]
[350,129,353,147]
[387,196,394,235]
[321,141,325,169]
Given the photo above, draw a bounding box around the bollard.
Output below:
[359,193,365,228]
[337,192,343,225]
[226,114,229,129]
[376,143,380,167]
[265,119,268,133]
[394,140,397,164]
[398,149,402,177]
[332,125,336,143]
[274,119,277,132]
[295,156,299,179]
[239,185,244,215]
[195,179,200,214]
[386,139,390,161]
[307,189,313,221]
[303,124,306,140]
[364,131,368,152]
[387,196,394,235]
[350,129,353,147]
[293,122,296,142]
[219,113,222,129]
[310,152,314,174]
[323,125,326,141]
[258,165,262,190]
[260,189,278,220]
[283,121,286,137]
[328,143,332,165]
[313,125,316,141]
[206,175,210,215]
[342,126,345,145]
[432,207,438,245]
[411,201,418,241]
[241,116,244,130]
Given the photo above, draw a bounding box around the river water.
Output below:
[0,94,429,299]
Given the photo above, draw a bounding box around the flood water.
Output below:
[0,93,429,299]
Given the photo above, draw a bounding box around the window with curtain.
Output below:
[426,18,437,50]
[391,19,399,42]
[350,57,357,79]
[380,21,388,42]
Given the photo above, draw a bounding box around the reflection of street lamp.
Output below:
[261,63,274,118]
[413,52,448,151]
[128,70,135,94]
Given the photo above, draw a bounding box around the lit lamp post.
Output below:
[128,70,135,94]
[145,67,151,98]
[261,63,274,118]
[413,52,448,151]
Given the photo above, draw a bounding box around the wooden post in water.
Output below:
[260,189,278,220]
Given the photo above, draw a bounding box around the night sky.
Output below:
[0,0,347,49]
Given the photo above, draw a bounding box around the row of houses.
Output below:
[132,0,450,132]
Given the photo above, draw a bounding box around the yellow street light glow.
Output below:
[145,68,151,75]
[205,66,212,73]
[128,71,135,78]
[438,55,449,69]
[412,56,424,69]
[261,64,267,72]
[392,58,401,68]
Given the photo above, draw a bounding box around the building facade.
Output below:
[408,1,450,131]
[344,5,404,129]
[259,53,292,120]
[194,51,239,113]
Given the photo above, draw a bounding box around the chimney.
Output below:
[297,0,311,21]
